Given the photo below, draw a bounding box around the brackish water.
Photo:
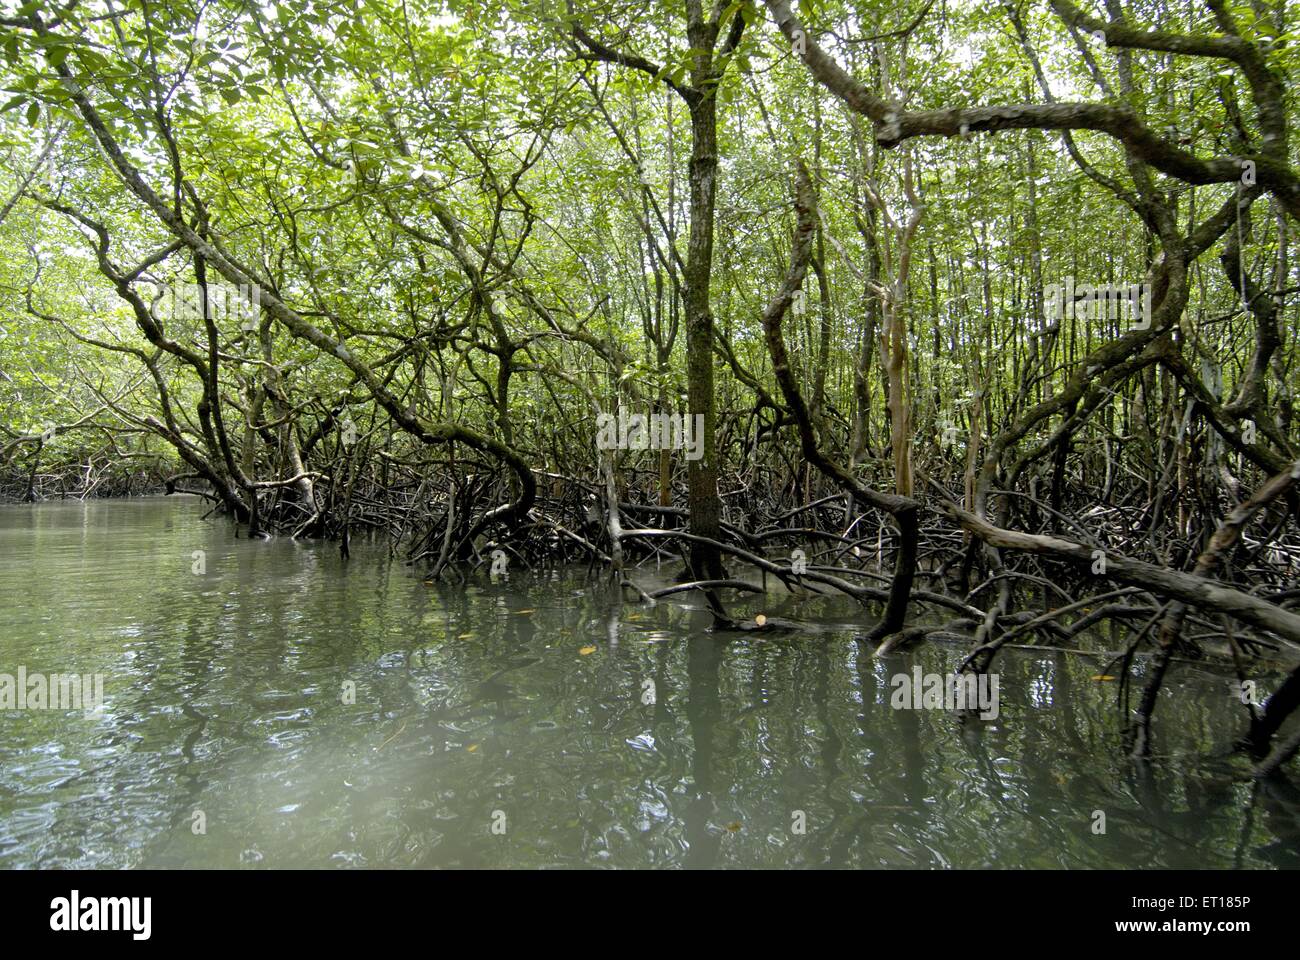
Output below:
[1,497,1296,868]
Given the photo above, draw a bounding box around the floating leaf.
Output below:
[724,821,742,832]
[1091,675,1116,681]
[466,743,479,753]
[755,614,767,626]
[579,645,597,655]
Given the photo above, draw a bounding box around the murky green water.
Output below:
[0,498,1296,868]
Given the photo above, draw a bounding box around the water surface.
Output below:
[0,498,1295,868]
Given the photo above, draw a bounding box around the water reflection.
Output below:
[0,498,1296,868]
